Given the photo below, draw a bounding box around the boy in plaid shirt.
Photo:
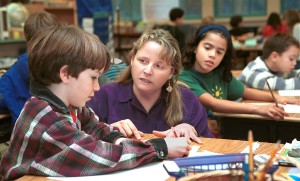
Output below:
[0,24,190,180]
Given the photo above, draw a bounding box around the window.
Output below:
[112,0,201,22]
[179,0,201,19]
[281,0,300,13]
[112,0,142,21]
[214,0,266,18]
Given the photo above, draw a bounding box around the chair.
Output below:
[0,114,11,143]
[0,69,11,151]
[231,70,242,78]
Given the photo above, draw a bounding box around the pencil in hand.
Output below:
[265,80,279,107]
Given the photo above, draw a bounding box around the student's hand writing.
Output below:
[164,137,191,158]
[152,123,202,144]
[257,104,288,120]
[111,119,144,139]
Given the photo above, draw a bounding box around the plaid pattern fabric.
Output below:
[0,80,167,180]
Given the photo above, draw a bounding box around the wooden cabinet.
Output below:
[44,6,77,25]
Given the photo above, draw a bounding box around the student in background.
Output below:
[0,11,59,128]
[155,7,185,53]
[283,9,300,36]
[262,12,286,38]
[178,24,299,133]
[98,58,127,85]
[293,10,300,69]
[201,16,215,26]
[294,21,300,69]
[103,58,127,80]
[238,33,300,90]
[0,25,191,180]
[88,29,213,143]
[229,15,250,42]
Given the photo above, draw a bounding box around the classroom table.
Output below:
[16,134,291,181]
[213,100,300,143]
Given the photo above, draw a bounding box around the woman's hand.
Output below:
[256,104,288,120]
[152,123,202,144]
[111,119,144,139]
[164,137,192,158]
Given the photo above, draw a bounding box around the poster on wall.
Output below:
[141,0,179,22]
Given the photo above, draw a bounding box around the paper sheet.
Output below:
[249,102,300,113]
[48,162,170,181]
[241,142,260,153]
[278,90,300,97]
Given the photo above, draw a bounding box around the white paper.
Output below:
[47,162,169,181]
[249,102,300,113]
[278,90,300,96]
[241,142,260,153]
[188,150,222,157]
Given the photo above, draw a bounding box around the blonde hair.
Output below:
[117,29,183,127]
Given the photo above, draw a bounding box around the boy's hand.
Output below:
[111,119,144,139]
[164,137,191,158]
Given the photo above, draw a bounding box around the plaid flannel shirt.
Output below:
[0,80,167,180]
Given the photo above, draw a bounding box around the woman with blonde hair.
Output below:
[88,29,213,143]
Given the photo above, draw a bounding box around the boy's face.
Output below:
[194,32,227,73]
[274,45,299,73]
[66,68,103,107]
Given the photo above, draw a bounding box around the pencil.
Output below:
[265,80,279,107]
[248,130,254,181]
[257,140,281,180]
[171,127,178,138]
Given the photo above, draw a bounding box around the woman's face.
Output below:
[131,41,174,95]
[194,32,228,73]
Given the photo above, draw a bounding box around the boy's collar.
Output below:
[30,79,70,114]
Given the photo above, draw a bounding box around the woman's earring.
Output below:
[166,80,173,92]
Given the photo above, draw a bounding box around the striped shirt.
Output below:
[238,56,300,90]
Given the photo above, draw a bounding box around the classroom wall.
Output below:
[144,0,282,31]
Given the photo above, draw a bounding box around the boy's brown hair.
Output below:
[28,24,111,85]
[24,11,59,43]
[262,33,300,59]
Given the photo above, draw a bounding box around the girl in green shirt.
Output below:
[179,24,298,136]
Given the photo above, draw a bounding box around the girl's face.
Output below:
[131,41,174,96]
[194,32,227,73]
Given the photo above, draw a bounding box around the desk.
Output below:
[0,39,26,57]
[213,109,300,143]
[17,134,291,181]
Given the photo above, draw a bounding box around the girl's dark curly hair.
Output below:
[182,24,233,82]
